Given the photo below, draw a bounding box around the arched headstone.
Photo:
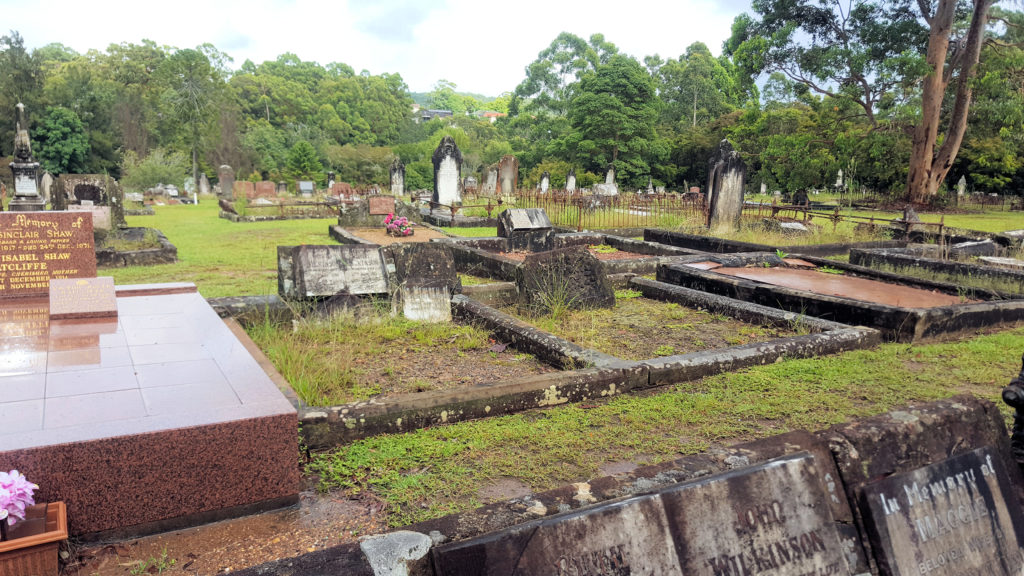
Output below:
[432,136,462,206]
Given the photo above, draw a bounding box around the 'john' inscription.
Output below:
[661,453,852,576]
[0,212,96,298]
[860,446,1024,575]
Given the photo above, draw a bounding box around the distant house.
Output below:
[419,109,453,123]
[480,111,507,124]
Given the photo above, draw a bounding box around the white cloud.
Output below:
[2,0,750,94]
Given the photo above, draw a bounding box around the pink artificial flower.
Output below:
[384,213,394,225]
[0,470,37,527]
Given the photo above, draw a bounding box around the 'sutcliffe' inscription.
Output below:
[861,446,1024,576]
[0,212,96,298]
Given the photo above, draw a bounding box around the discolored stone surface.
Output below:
[858,446,1024,576]
[369,196,396,215]
[0,211,96,298]
[385,243,460,323]
[49,277,117,320]
[497,208,555,252]
[516,247,615,314]
[277,245,388,299]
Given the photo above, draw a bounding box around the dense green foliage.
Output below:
[2,10,1023,196]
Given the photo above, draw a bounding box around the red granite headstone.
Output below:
[48,277,118,320]
[233,181,255,200]
[0,211,96,298]
[254,181,276,199]
[331,182,353,197]
[369,196,396,215]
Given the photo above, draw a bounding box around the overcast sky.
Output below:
[3,0,751,96]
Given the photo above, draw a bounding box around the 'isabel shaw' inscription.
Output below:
[0,212,95,297]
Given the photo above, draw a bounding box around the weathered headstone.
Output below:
[331,181,354,197]
[386,243,461,322]
[199,173,211,195]
[390,157,405,196]
[950,239,999,258]
[183,176,196,195]
[859,446,1024,576]
[499,155,518,196]
[432,136,463,206]
[464,176,478,194]
[517,247,615,315]
[706,139,746,233]
[957,176,967,196]
[234,181,254,200]
[0,211,96,298]
[565,168,576,192]
[539,171,550,193]
[326,171,336,191]
[254,181,276,199]
[482,165,498,196]
[593,164,618,196]
[646,176,654,194]
[68,205,111,230]
[9,103,44,212]
[497,208,555,252]
[369,196,396,215]
[297,181,315,197]
[835,169,844,188]
[218,165,234,199]
[760,182,767,196]
[278,245,388,300]
[40,172,54,204]
[49,277,118,320]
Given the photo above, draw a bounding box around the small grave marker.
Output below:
[278,245,388,299]
[49,277,117,320]
[0,212,96,298]
[498,208,554,252]
[859,446,1024,575]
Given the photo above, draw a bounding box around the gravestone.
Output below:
[539,171,550,193]
[40,172,54,204]
[835,169,844,188]
[792,189,810,206]
[368,196,396,215]
[199,173,211,195]
[706,139,746,233]
[9,103,44,212]
[646,176,654,194]
[234,181,254,200]
[760,182,767,196]
[327,171,335,191]
[68,205,111,230]
[183,176,195,195]
[516,247,615,315]
[464,176,478,194]
[385,243,461,322]
[565,168,576,192]
[950,239,999,258]
[297,181,315,197]
[218,165,234,199]
[277,245,388,300]
[859,446,1024,575]
[497,208,555,252]
[331,181,354,197]
[277,181,288,195]
[0,211,96,298]
[432,135,463,206]
[254,181,276,199]
[957,176,967,196]
[499,155,518,196]
[433,452,854,576]
[605,164,615,185]
[482,165,498,196]
[593,164,618,196]
[390,157,405,196]
[48,277,117,320]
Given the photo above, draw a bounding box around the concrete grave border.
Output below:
[849,245,1024,298]
[95,227,178,267]
[657,252,1024,342]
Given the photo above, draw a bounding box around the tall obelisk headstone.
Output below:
[9,103,45,212]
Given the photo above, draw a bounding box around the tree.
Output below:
[566,54,659,185]
[513,33,618,116]
[658,43,741,128]
[156,48,218,189]
[0,31,44,155]
[33,106,89,174]
[285,140,323,181]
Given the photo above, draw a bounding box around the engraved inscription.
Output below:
[49,277,117,319]
[0,212,96,297]
[295,246,388,296]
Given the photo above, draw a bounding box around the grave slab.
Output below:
[278,245,388,299]
[0,211,96,298]
[858,446,1024,576]
[48,277,117,320]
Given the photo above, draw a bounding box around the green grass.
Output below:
[835,207,1024,234]
[440,227,498,237]
[107,200,338,298]
[311,324,1024,527]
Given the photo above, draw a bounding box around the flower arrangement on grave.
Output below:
[384,213,414,236]
[0,470,37,541]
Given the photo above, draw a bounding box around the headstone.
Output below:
[183,176,196,195]
[48,277,117,320]
[68,205,111,230]
[9,103,44,212]
[254,181,276,199]
[950,239,999,258]
[760,182,767,196]
[517,247,615,315]
[218,165,234,199]
[165,184,179,198]
[297,181,315,197]
[605,164,615,185]
[646,177,654,194]
[499,155,518,196]
[565,168,576,193]
[835,169,844,188]
[706,139,747,233]
[199,173,211,195]
[432,135,462,206]
[482,165,498,196]
[434,452,854,576]
[464,176,478,194]
[656,186,666,193]
[40,172,54,204]
[369,196,396,215]
[957,176,967,196]
[390,158,406,196]
[0,211,96,298]
[980,256,1024,271]
[497,208,555,252]
[858,446,1024,576]
[332,181,354,197]
[277,245,388,300]
[234,181,255,200]
[327,171,336,191]
[386,243,461,323]
[539,171,550,193]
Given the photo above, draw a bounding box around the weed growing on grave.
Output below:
[129,548,175,575]
[865,262,1024,296]
[589,244,619,254]
[819,266,845,275]
[614,288,643,299]
[654,345,676,356]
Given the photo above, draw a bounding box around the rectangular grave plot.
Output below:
[660,452,854,576]
[858,446,1024,576]
[433,494,684,576]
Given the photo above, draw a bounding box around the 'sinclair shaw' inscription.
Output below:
[0,212,96,298]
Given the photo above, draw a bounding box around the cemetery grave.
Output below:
[658,252,1024,341]
[849,242,1024,296]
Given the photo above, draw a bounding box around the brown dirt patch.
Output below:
[347,227,448,245]
[477,478,533,503]
[503,296,800,361]
[498,245,655,262]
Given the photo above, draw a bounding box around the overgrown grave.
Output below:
[0,210,298,538]
[849,242,1024,297]
[657,252,1024,341]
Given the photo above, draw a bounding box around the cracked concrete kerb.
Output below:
[360,530,433,576]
